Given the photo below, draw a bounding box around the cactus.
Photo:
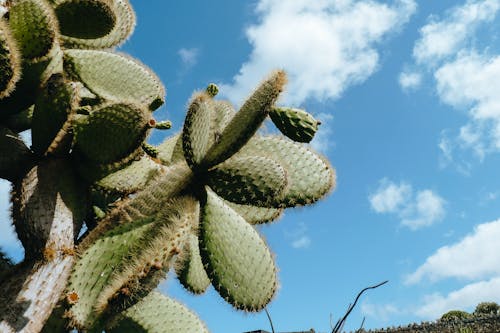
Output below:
[0,1,336,332]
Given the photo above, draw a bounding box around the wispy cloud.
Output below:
[292,236,311,249]
[361,302,403,321]
[285,222,312,249]
[398,71,422,91]
[221,0,417,106]
[369,179,446,230]
[403,0,500,165]
[406,219,500,284]
[178,47,199,69]
[413,0,500,65]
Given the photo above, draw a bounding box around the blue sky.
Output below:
[2,0,500,332]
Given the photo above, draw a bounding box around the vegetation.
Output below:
[0,1,335,332]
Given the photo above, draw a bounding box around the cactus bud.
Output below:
[205,83,219,97]
[269,107,320,143]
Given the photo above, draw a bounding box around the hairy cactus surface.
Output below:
[0,1,336,332]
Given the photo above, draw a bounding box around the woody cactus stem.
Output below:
[0,1,336,332]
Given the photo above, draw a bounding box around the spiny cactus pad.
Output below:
[235,136,335,207]
[199,188,277,311]
[0,19,21,99]
[64,49,165,110]
[224,200,283,225]
[73,102,151,164]
[31,74,78,155]
[54,0,116,39]
[67,217,156,329]
[269,107,320,143]
[8,0,57,60]
[59,0,135,49]
[108,292,209,333]
[182,92,212,169]
[175,233,210,295]
[207,155,287,207]
[202,70,287,168]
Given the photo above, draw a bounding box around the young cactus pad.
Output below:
[0,1,336,332]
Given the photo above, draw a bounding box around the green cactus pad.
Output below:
[95,154,164,194]
[8,0,57,60]
[269,107,320,143]
[224,200,283,225]
[0,19,21,99]
[32,74,77,155]
[96,197,198,315]
[207,155,287,207]
[199,188,277,311]
[54,0,116,39]
[157,133,184,166]
[60,0,135,49]
[73,102,151,164]
[202,70,287,168]
[64,49,165,110]
[175,233,210,294]
[0,126,33,181]
[67,217,156,329]
[11,159,86,258]
[182,92,212,169]
[107,292,209,333]
[235,136,335,207]
[78,161,194,250]
[0,40,63,117]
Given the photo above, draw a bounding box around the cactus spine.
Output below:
[0,1,336,332]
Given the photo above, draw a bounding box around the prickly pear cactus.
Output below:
[0,1,336,332]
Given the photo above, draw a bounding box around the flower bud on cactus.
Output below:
[269,106,320,143]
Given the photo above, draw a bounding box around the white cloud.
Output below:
[406,219,500,284]
[369,179,446,230]
[401,190,446,230]
[369,179,411,214]
[361,302,402,321]
[407,0,500,164]
[285,222,312,249]
[292,236,311,249]
[416,277,500,319]
[413,0,500,64]
[398,71,422,90]
[221,0,417,106]
[178,48,199,68]
[435,53,500,157]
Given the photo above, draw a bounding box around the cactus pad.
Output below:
[224,200,283,225]
[236,136,335,207]
[0,126,33,181]
[182,92,212,169]
[269,107,320,143]
[54,0,116,39]
[207,155,287,207]
[8,0,57,60]
[59,0,136,49]
[202,70,287,168]
[108,292,209,333]
[64,49,165,110]
[175,233,210,295]
[0,20,21,99]
[199,188,277,311]
[73,102,151,164]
